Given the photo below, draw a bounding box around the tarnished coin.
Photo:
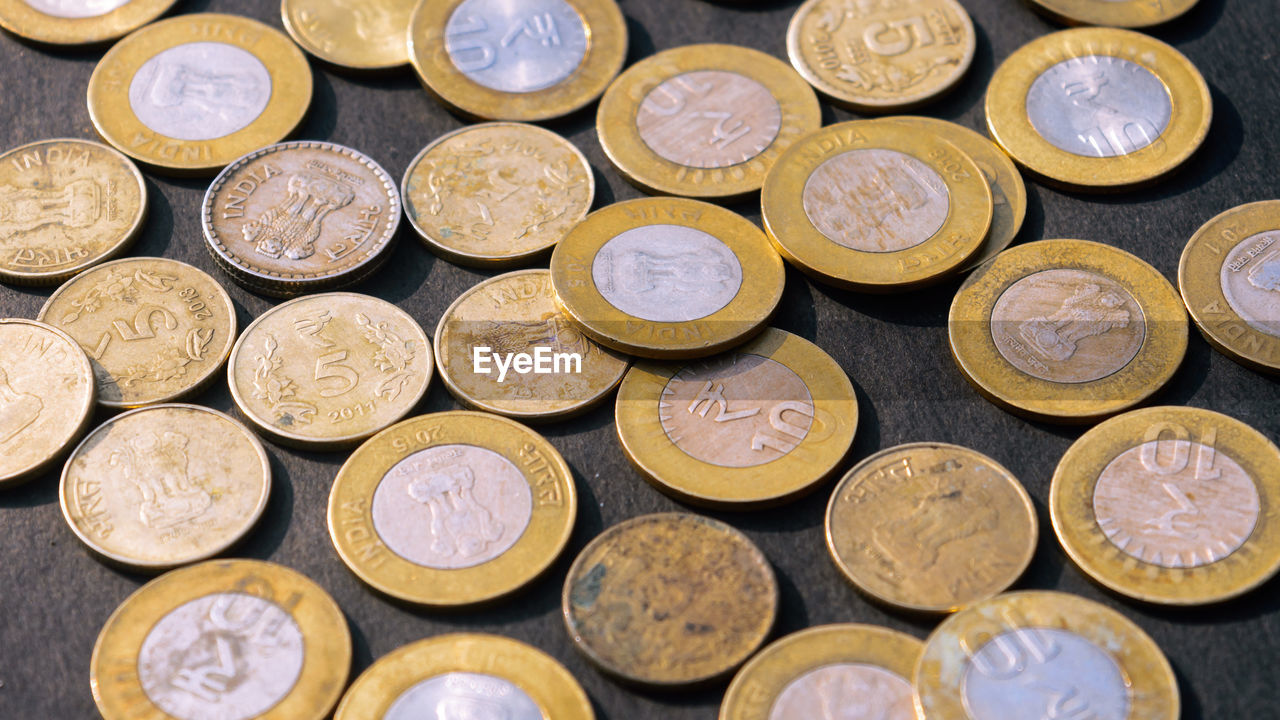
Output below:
[202,141,401,297]
[329,411,576,607]
[60,404,270,572]
[1025,0,1198,28]
[87,13,313,175]
[986,28,1211,190]
[762,119,992,291]
[282,0,417,71]
[915,591,1179,720]
[596,43,821,200]
[228,292,432,450]
[616,328,856,509]
[91,559,352,720]
[826,443,1037,613]
[563,512,778,687]
[335,634,594,720]
[1051,406,1280,605]
[786,0,976,112]
[550,197,785,359]
[0,0,175,46]
[949,239,1188,423]
[435,270,628,421]
[38,257,237,409]
[409,0,627,121]
[721,624,923,720]
[402,123,593,267]
[1179,200,1280,374]
[0,138,147,286]
[0,319,95,487]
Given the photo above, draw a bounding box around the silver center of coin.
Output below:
[1026,55,1172,158]
[962,628,1130,720]
[384,672,543,720]
[129,42,272,142]
[22,0,127,17]
[1220,230,1280,338]
[445,0,588,94]
[137,592,305,720]
[372,444,533,570]
[636,70,783,169]
[802,148,950,253]
[769,663,915,720]
[591,224,743,322]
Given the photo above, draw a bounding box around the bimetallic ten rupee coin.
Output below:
[826,443,1037,613]
[38,256,237,409]
[616,328,857,509]
[0,0,174,46]
[61,404,270,572]
[949,239,1188,423]
[228,293,433,450]
[329,411,576,607]
[563,512,778,687]
[986,28,1211,190]
[91,559,352,720]
[0,138,147,285]
[1026,0,1198,28]
[914,591,1179,720]
[1051,406,1280,605]
[282,0,418,71]
[596,43,821,200]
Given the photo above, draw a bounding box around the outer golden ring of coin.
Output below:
[0,0,174,46]
[281,0,414,71]
[0,138,148,286]
[1179,200,1280,374]
[985,27,1211,190]
[1024,0,1198,28]
[596,43,821,200]
[408,0,627,122]
[616,328,857,509]
[550,197,785,359]
[720,623,923,720]
[91,559,352,720]
[949,239,1188,423]
[402,123,595,268]
[335,633,594,719]
[914,590,1179,720]
[1051,406,1280,605]
[87,13,313,176]
[328,411,576,607]
[59,403,271,572]
[762,120,992,292]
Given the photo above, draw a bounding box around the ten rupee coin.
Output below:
[0,0,175,46]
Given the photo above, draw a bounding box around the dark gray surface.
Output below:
[1,0,1278,717]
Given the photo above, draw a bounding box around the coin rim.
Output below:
[1023,0,1199,28]
[0,0,175,45]
[280,0,415,70]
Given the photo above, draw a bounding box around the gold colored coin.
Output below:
[762,120,992,292]
[596,43,821,200]
[1051,406,1280,605]
[721,624,923,720]
[402,123,594,267]
[87,13,313,175]
[616,328,856,509]
[202,141,401,297]
[562,512,778,687]
[914,591,1179,720]
[1179,200,1280,374]
[550,197,784,359]
[335,634,594,720]
[329,411,576,607]
[60,404,270,572]
[986,27,1211,190]
[786,0,975,112]
[282,0,417,71]
[228,292,432,450]
[1026,0,1198,28]
[38,256,237,409]
[0,319,95,487]
[826,443,1037,613]
[91,559,352,720]
[0,138,147,286]
[409,0,627,122]
[949,239,1188,423]
[435,270,628,421]
[0,0,174,46]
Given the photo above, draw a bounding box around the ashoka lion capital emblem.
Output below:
[244,172,354,261]
[1019,283,1132,362]
[407,465,504,560]
[110,431,212,530]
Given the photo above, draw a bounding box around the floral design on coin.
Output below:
[129,42,271,142]
[384,673,543,720]
[1026,56,1171,158]
[445,0,587,93]
[637,71,783,169]
[770,664,914,720]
